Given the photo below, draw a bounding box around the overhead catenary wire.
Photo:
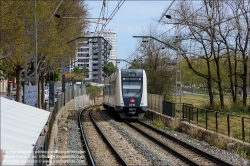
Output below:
[100,0,125,34]
[123,1,228,66]
[93,0,125,35]
[94,2,105,35]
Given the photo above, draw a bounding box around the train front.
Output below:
[117,69,147,119]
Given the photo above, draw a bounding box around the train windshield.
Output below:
[122,78,142,97]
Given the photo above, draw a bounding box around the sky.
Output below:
[85,0,174,68]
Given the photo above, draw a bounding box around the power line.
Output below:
[100,0,125,34]
[94,2,105,35]
[123,1,217,66]
[93,0,125,35]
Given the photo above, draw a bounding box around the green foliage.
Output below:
[223,99,250,114]
[82,67,89,77]
[0,0,89,102]
[164,94,173,102]
[128,59,142,69]
[102,61,118,77]
[164,127,174,131]
[54,71,60,81]
[86,85,102,98]
[73,67,81,74]
[152,121,164,128]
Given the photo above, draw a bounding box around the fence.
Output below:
[162,101,175,117]
[147,93,176,117]
[147,93,250,143]
[34,86,86,166]
[148,93,163,114]
[182,103,250,143]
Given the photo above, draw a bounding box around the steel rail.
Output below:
[90,109,128,166]
[138,121,234,166]
[78,106,95,166]
[125,121,200,166]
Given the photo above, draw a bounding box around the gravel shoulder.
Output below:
[53,110,87,166]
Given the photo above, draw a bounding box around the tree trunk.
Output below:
[206,59,215,109]
[207,77,215,109]
[215,59,224,109]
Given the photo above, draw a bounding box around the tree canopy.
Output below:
[0,0,89,105]
[102,61,118,77]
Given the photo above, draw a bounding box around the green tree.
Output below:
[0,0,89,106]
[73,67,81,74]
[81,66,89,82]
[102,61,118,77]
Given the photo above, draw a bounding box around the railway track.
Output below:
[125,120,234,166]
[78,106,128,166]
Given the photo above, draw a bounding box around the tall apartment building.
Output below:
[101,29,117,66]
[74,29,117,83]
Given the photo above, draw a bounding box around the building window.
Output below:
[78,48,89,52]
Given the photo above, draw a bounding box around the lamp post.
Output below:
[24,0,38,107]
[54,14,108,24]
[133,35,182,117]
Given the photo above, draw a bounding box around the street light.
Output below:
[133,36,178,51]
[54,14,109,24]
[24,0,38,107]
[164,14,183,117]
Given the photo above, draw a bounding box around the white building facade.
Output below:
[74,30,117,83]
[101,29,117,66]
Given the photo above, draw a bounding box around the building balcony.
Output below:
[92,55,98,59]
[92,66,98,69]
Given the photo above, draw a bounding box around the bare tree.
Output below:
[226,0,250,106]
[167,0,250,109]
[133,23,176,100]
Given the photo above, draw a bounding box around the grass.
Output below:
[181,94,250,160]
[152,121,164,128]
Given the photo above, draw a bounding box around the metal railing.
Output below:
[182,103,250,143]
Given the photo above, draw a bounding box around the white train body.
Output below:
[103,69,147,119]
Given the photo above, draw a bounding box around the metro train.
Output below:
[103,69,147,119]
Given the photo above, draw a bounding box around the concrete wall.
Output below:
[148,93,163,114]
[89,96,103,106]
[145,109,250,152]
[48,95,89,156]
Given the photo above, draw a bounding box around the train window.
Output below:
[128,73,136,77]
[122,81,142,97]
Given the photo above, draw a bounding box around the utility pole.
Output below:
[175,35,182,117]
[24,0,38,107]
